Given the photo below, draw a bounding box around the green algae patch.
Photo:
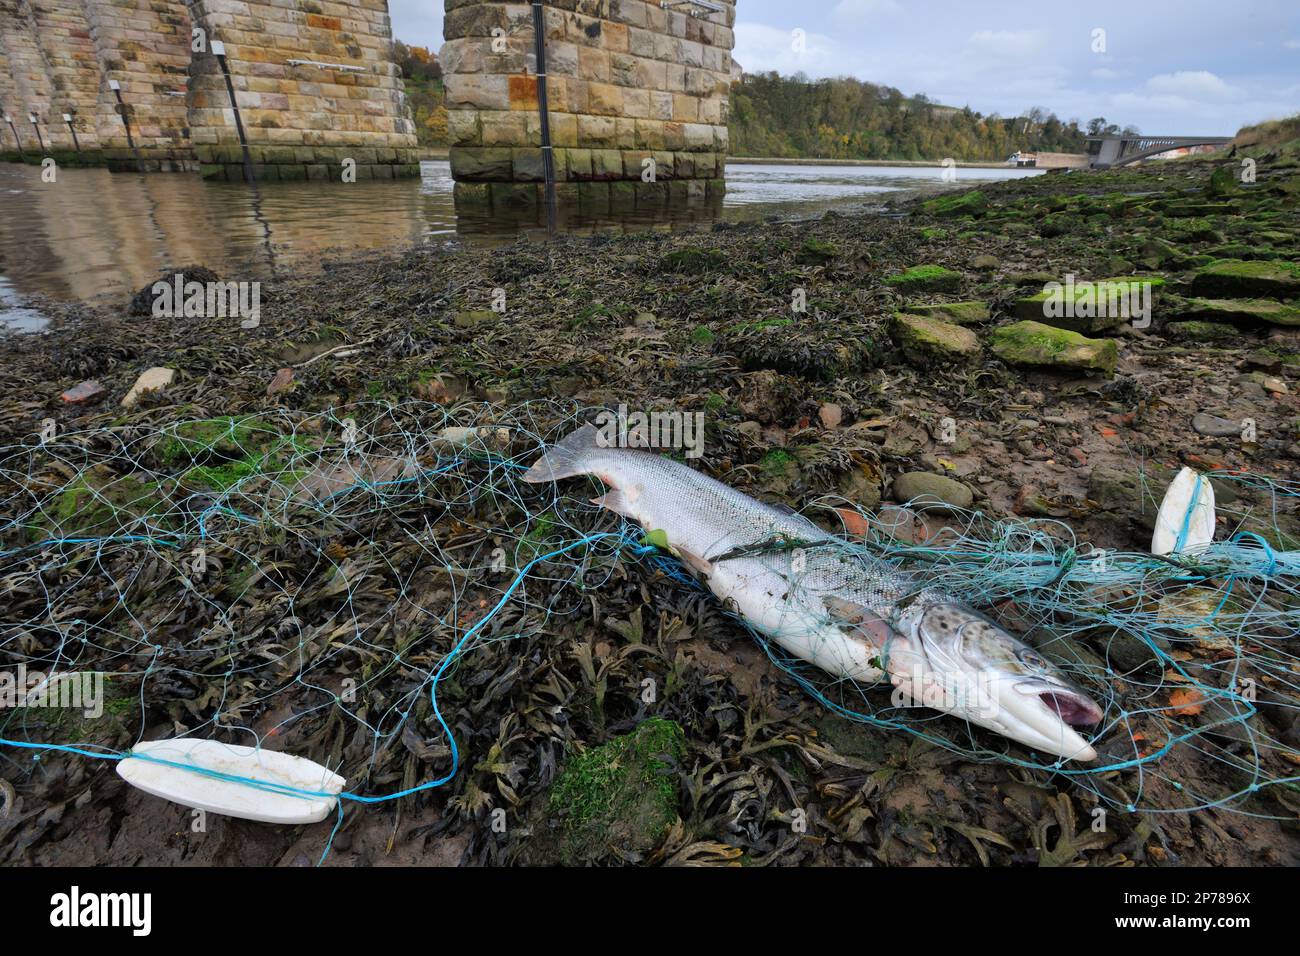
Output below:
[794,238,839,265]
[885,264,963,294]
[156,417,315,492]
[661,246,726,274]
[990,320,1117,375]
[899,300,990,325]
[526,718,685,864]
[156,415,274,465]
[32,471,174,544]
[921,190,988,219]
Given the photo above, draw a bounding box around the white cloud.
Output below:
[1145,70,1237,99]
[733,22,843,76]
[1090,67,1122,80]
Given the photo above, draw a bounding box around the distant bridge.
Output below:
[1086,134,1232,169]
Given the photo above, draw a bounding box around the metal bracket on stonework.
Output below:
[286,59,367,74]
[62,113,81,155]
[27,113,45,154]
[660,0,724,16]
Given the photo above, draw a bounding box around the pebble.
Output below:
[266,368,295,397]
[1192,412,1241,438]
[818,402,843,429]
[121,367,175,408]
[60,380,104,404]
[891,472,974,512]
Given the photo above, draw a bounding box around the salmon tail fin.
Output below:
[522,423,602,483]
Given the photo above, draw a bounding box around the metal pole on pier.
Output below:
[108,80,146,173]
[212,41,256,185]
[530,0,557,233]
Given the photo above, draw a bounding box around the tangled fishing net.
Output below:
[1,399,1297,856]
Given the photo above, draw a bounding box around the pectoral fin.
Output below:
[823,596,895,648]
[591,490,636,519]
[675,546,714,579]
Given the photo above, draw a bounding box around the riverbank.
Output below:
[1,140,1298,867]
[728,155,1020,169]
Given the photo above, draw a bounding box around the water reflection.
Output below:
[0,159,1041,324]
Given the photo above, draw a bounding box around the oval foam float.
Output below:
[116,738,346,824]
[1151,467,1216,556]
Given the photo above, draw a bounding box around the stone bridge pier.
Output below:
[443,0,737,207]
[0,0,419,178]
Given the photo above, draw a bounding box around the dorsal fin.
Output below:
[522,424,601,483]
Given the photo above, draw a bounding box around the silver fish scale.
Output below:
[579,446,937,621]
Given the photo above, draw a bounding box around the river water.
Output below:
[0,159,1041,327]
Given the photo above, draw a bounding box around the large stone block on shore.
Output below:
[891,314,981,364]
[1190,259,1300,298]
[885,265,964,295]
[1173,297,1300,327]
[1014,277,1163,334]
[989,321,1118,375]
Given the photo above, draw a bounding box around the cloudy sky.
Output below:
[389,0,1299,134]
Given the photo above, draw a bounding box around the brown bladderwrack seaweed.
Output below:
[0,146,1298,867]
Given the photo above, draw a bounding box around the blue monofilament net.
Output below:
[1,400,1297,860]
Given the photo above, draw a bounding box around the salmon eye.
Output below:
[1018,649,1046,669]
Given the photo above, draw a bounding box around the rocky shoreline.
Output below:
[1,139,1298,867]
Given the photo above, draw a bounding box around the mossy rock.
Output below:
[155,416,313,491]
[1136,236,1189,269]
[890,313,980,364]
[900,300,990,325]
[1169,218,1224,244]
[661,246,726,274]
[885,264,963,295]
[1013,277,1162,334]
[794,238,838,265]
[1173,297,1300,327]
[921,190,988,219]
[1038,214,1071,238]
[520,718,685,865]
[1165,201,1235,218]
[1204,243,1281,261]
[1190,259,1300,298]
[1163,320,1242,345]
[758,447,802,494]
[989,320,1117,375]
[1206,165,1239,198]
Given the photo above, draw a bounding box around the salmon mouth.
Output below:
[1040,690,1103,728]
